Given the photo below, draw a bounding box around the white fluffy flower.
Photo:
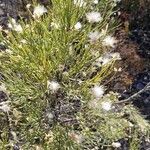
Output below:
[92,85,105,98]
[88,31,101,43]
[86,12,102,23]
[101,101,111,111]
[93,0,99,4]
[102,35,117,48]
[74,22,82,30]
[74,0,86,7]
[33,5,47,18]
[8,18,23,32]
[0,103,10,113]
[13,24,22,32]
[112,142,121,148]
[47,81,60,92]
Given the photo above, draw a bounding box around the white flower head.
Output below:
[93,0,99,4]
[112,142,121,148]
[0,103,10,113]
[92,85,105,98]
[8,18,23,32]
[74,0,86,7]
[86,12,102,23]
[101,101,111,111]
[47,81,60,92]
[33,5,47,18]
[88,31,101,43]
[14,24,23,32]
[74,22,82,30]
[102,35,117,48]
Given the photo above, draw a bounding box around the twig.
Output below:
[114,82,150,105]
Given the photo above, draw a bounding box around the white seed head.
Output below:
[92,85,105,98]
[74,22,82,30]
[93,0,99,4]
[33,5,47,18]
[86,12,102,23]
[112,142,121,148]
[47,81,60,92]
[102,35,117,48]
[0,104,10,112]
[88,31,101,43]
[101,101,111,111]
[15,24,23,32]
[8,18,23,32]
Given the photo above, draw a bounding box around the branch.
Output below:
[114,82,150,105]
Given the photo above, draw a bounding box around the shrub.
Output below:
[0,0,149,149]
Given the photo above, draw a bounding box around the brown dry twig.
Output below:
[114,82,150,105]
